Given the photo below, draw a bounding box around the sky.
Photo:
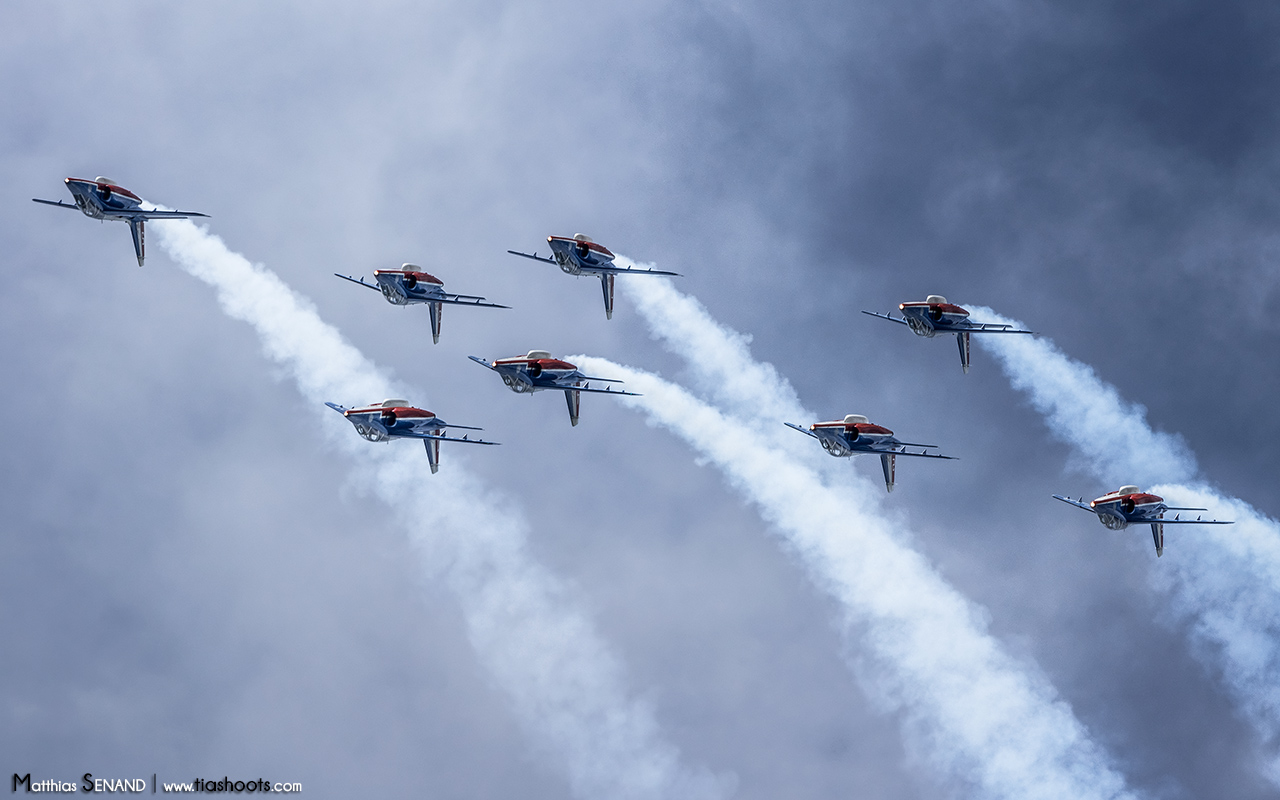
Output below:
[3,2,1280,798]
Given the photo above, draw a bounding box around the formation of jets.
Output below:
[34,175,1234,556]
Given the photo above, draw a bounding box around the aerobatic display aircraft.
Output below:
[1053,486,1233,557]
[325,399,497,474]
[785,414,955,492]
[335,265,508,344]
[508,234,679,319]
[33,177,208,266]
[468,350,638,426]
[862,295,1033,372]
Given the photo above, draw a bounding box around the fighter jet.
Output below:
[468,350,638,426]
[785,414,955,492]
[1053,486,1233,557]
[508,234,679,319]
[335,265,508,344]
[862,296,1032,373]
[33,177,208,266]
[325,399,497,474]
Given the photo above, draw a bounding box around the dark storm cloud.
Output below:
[4,1,1278,799]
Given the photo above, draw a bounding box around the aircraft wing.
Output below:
[401,430,499,445]
[1158,516,1234,525]
[134,209,210,219]
[860,310,910,326]
[439,293,510,309]
[467,355,499,371]
[962,321,1034,334]
[334,273,381,291]
[32,198,81,211]
[573,385,641,396]
[324,401,349,413]
[1052,494,1094,511]
[590,264,681,277]
[508,249,557,264]
[887,448,956,460]
[784,422,820,439]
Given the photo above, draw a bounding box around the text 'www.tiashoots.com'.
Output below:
[12,773,302,793]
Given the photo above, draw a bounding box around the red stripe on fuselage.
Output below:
[374,269,443,285]
[346,406,436,418]
[494,357,577,371]
[548,236,615,259]
[66,177,142,202]
[900,301,969,315]
[811,421,894,435]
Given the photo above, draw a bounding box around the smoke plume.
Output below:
[154,220,725,800]
[972,308,1280,783]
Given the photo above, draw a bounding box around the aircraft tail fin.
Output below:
[565,389,581,427]
[1151,522,1164,557]
[957,331,971,373]
[601,273,615,320]
[129,218,145,266]
[428,301,443,344]
[880,453,896,493]
[424,436,440,474]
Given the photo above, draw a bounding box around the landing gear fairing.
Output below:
[507,234,679,319]
[33,177,208,266]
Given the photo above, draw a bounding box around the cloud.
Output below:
[154,219,726,800]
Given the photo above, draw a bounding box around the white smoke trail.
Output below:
[573,354,1136,800]
[605,271,1145,798]
[153,220,726,800]
[972,308,1280,782]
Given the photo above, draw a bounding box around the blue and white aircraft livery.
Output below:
[334,264,508,344]
[32,177,208,266]
[785,414,956,493]
[507,234,679,319]
[862,295,1034,373]
[325,399,498,474]
[468,350,639,426]
[1054,486,1234,557]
